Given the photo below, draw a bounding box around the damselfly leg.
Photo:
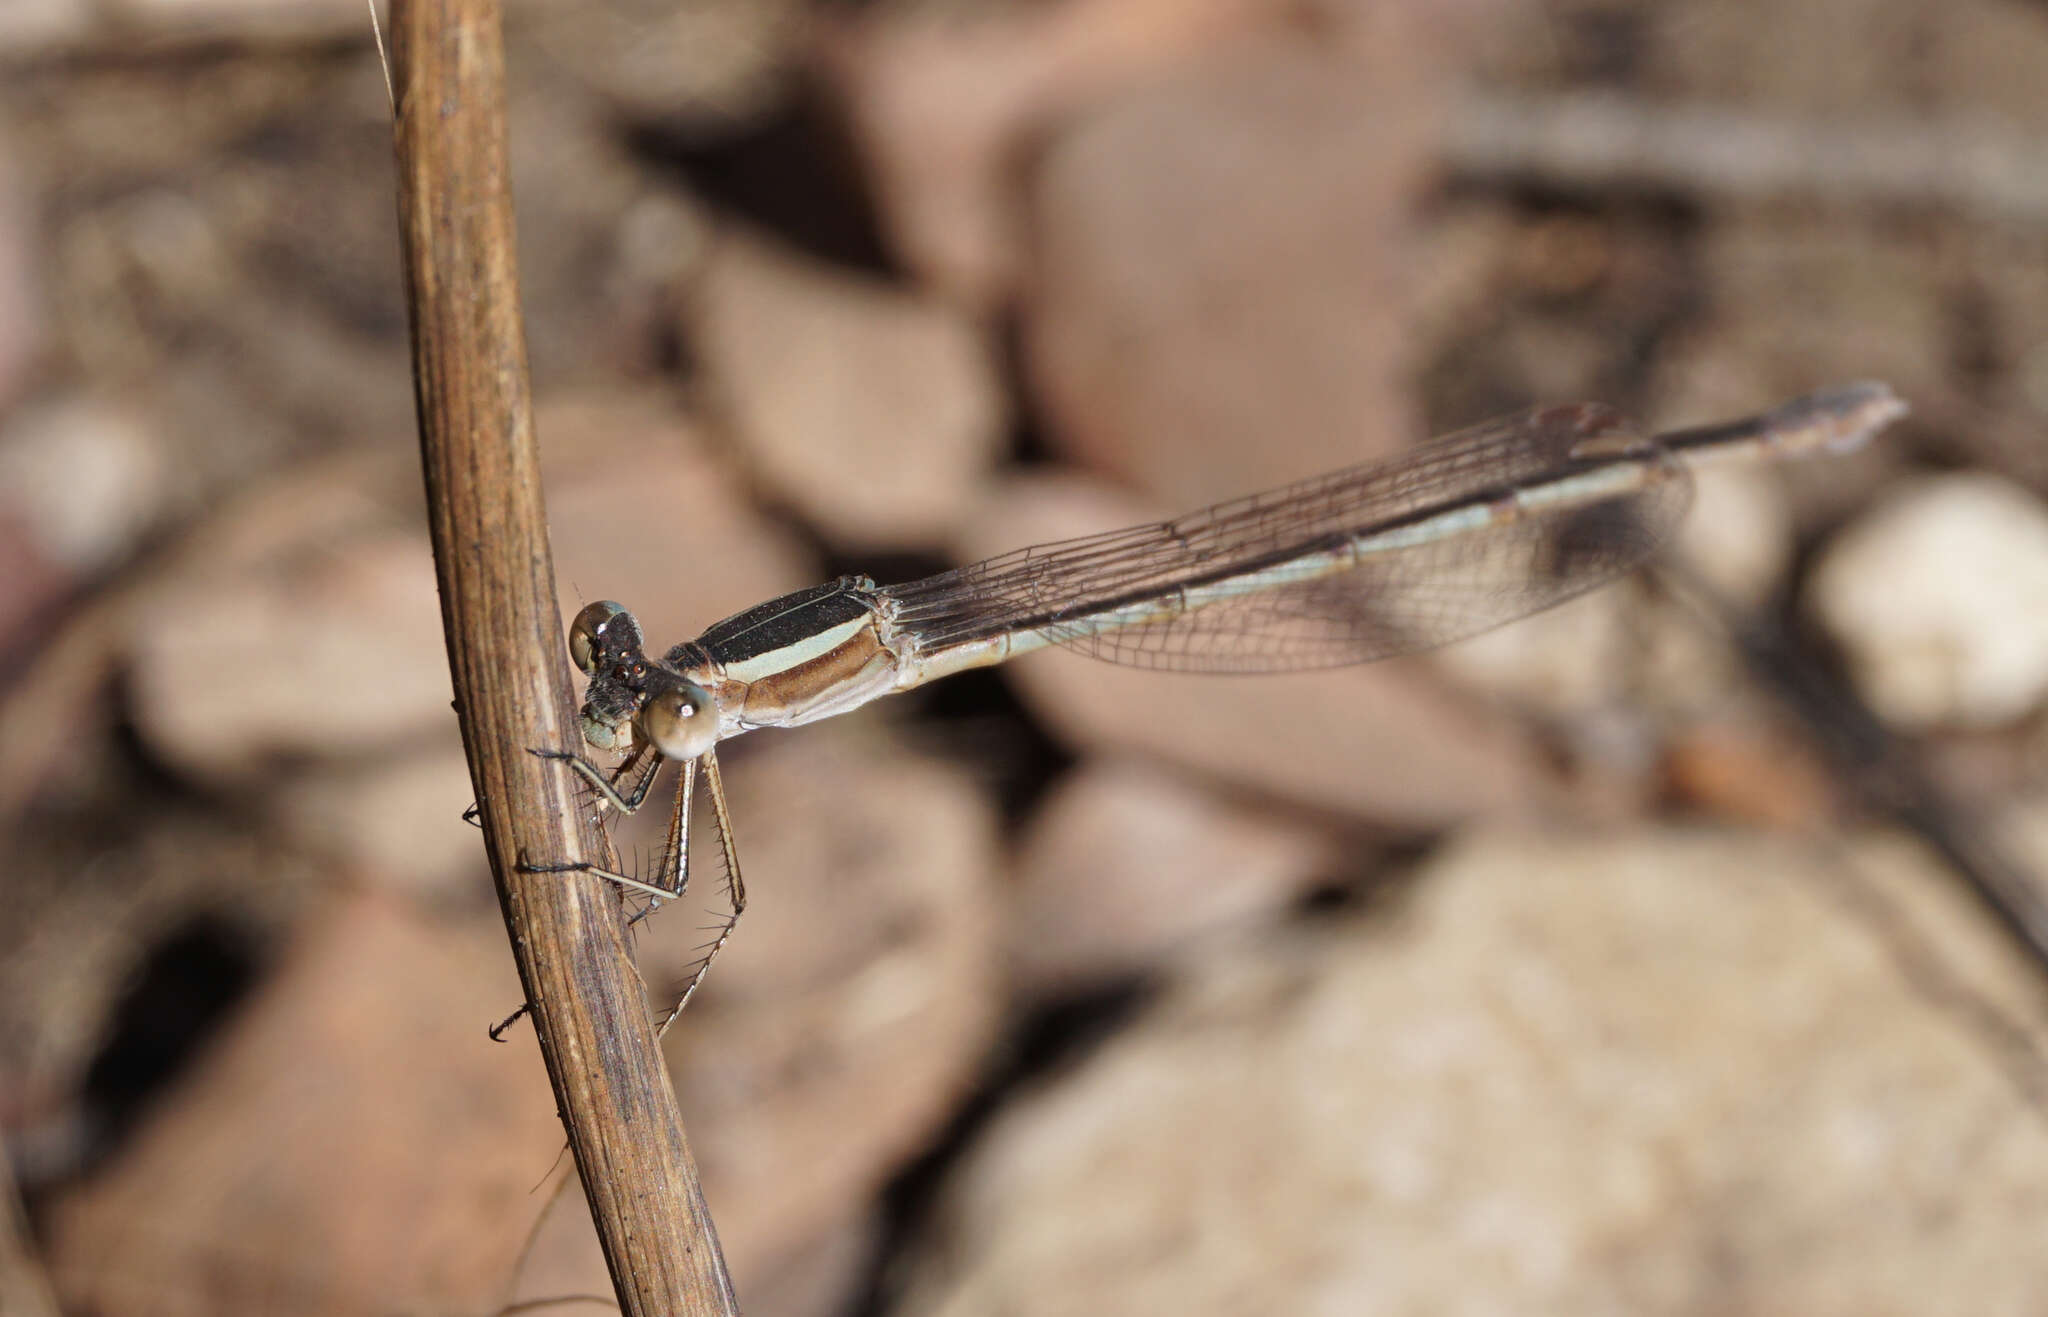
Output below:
[522,745,748,1025]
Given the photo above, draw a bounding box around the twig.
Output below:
[1445,89,2048,223]
[1664,561,2048,989]
[0,1140,59,1317]
[385,0,738,1311]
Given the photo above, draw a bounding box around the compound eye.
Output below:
[640,681,720,761]
[568,601,629,675]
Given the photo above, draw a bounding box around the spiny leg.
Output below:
[656,747,746,1037]
[520,752,692,903]
[530,742,664,816]
[518,853,687,906]
[488,1003,530,1041]
[606,742,663,815]
[629,753,696,918]
[495,748,675,1037]
[477,742,657,831]
[524,743,744,1033]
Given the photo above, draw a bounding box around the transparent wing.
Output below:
[883,403,1692,675]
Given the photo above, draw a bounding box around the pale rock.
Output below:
[0,392,164,656]
[1807,472,2048,728]
[0,0,91,54]
[1435,587,1635,717]
[0,397,169,575]
[1671,462,1795,608]
[895,826,2048,1315]
[687,229,1005,549]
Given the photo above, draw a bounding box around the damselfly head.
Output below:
[638,675,720,761]
[568,600,640,676]
[569,600,650,751]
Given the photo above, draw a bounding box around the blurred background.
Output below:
[5,0,2048,1312]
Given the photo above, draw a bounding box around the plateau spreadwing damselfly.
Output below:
[525,381,1907,1019]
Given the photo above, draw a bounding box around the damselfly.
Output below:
[527,381,1906,1018]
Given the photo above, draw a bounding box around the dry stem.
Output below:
[386,0,738,1310]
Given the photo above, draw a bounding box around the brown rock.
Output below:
[1657,214,1950,470]
[0,139,39,405]
[268,744,485,901]
[1016,620,1546,829]
[1662,719,1839,831]
[1010,757,1340,996]
[111,451,425,777]
[539,391,818,653]
[0,510,70,665]
[686,228,1006,550]
[498,1176,612,1315]
[525,0,807,125]
[0,819,317,1153]
[895,826,2048,1314]
[1022,24,1446,508]
[616,723,1004,1285]
[98,0,370,45]
[0,1140,59,1317]
[43,890,562,1315]
[117,389,809,859]
[514,1190,878,1317]
[815,0,1278,308]
[127,519,452,786]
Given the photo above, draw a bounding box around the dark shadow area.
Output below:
[63,914,265,1183]
[846,976,1157,1317]
[627,88,896,276]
